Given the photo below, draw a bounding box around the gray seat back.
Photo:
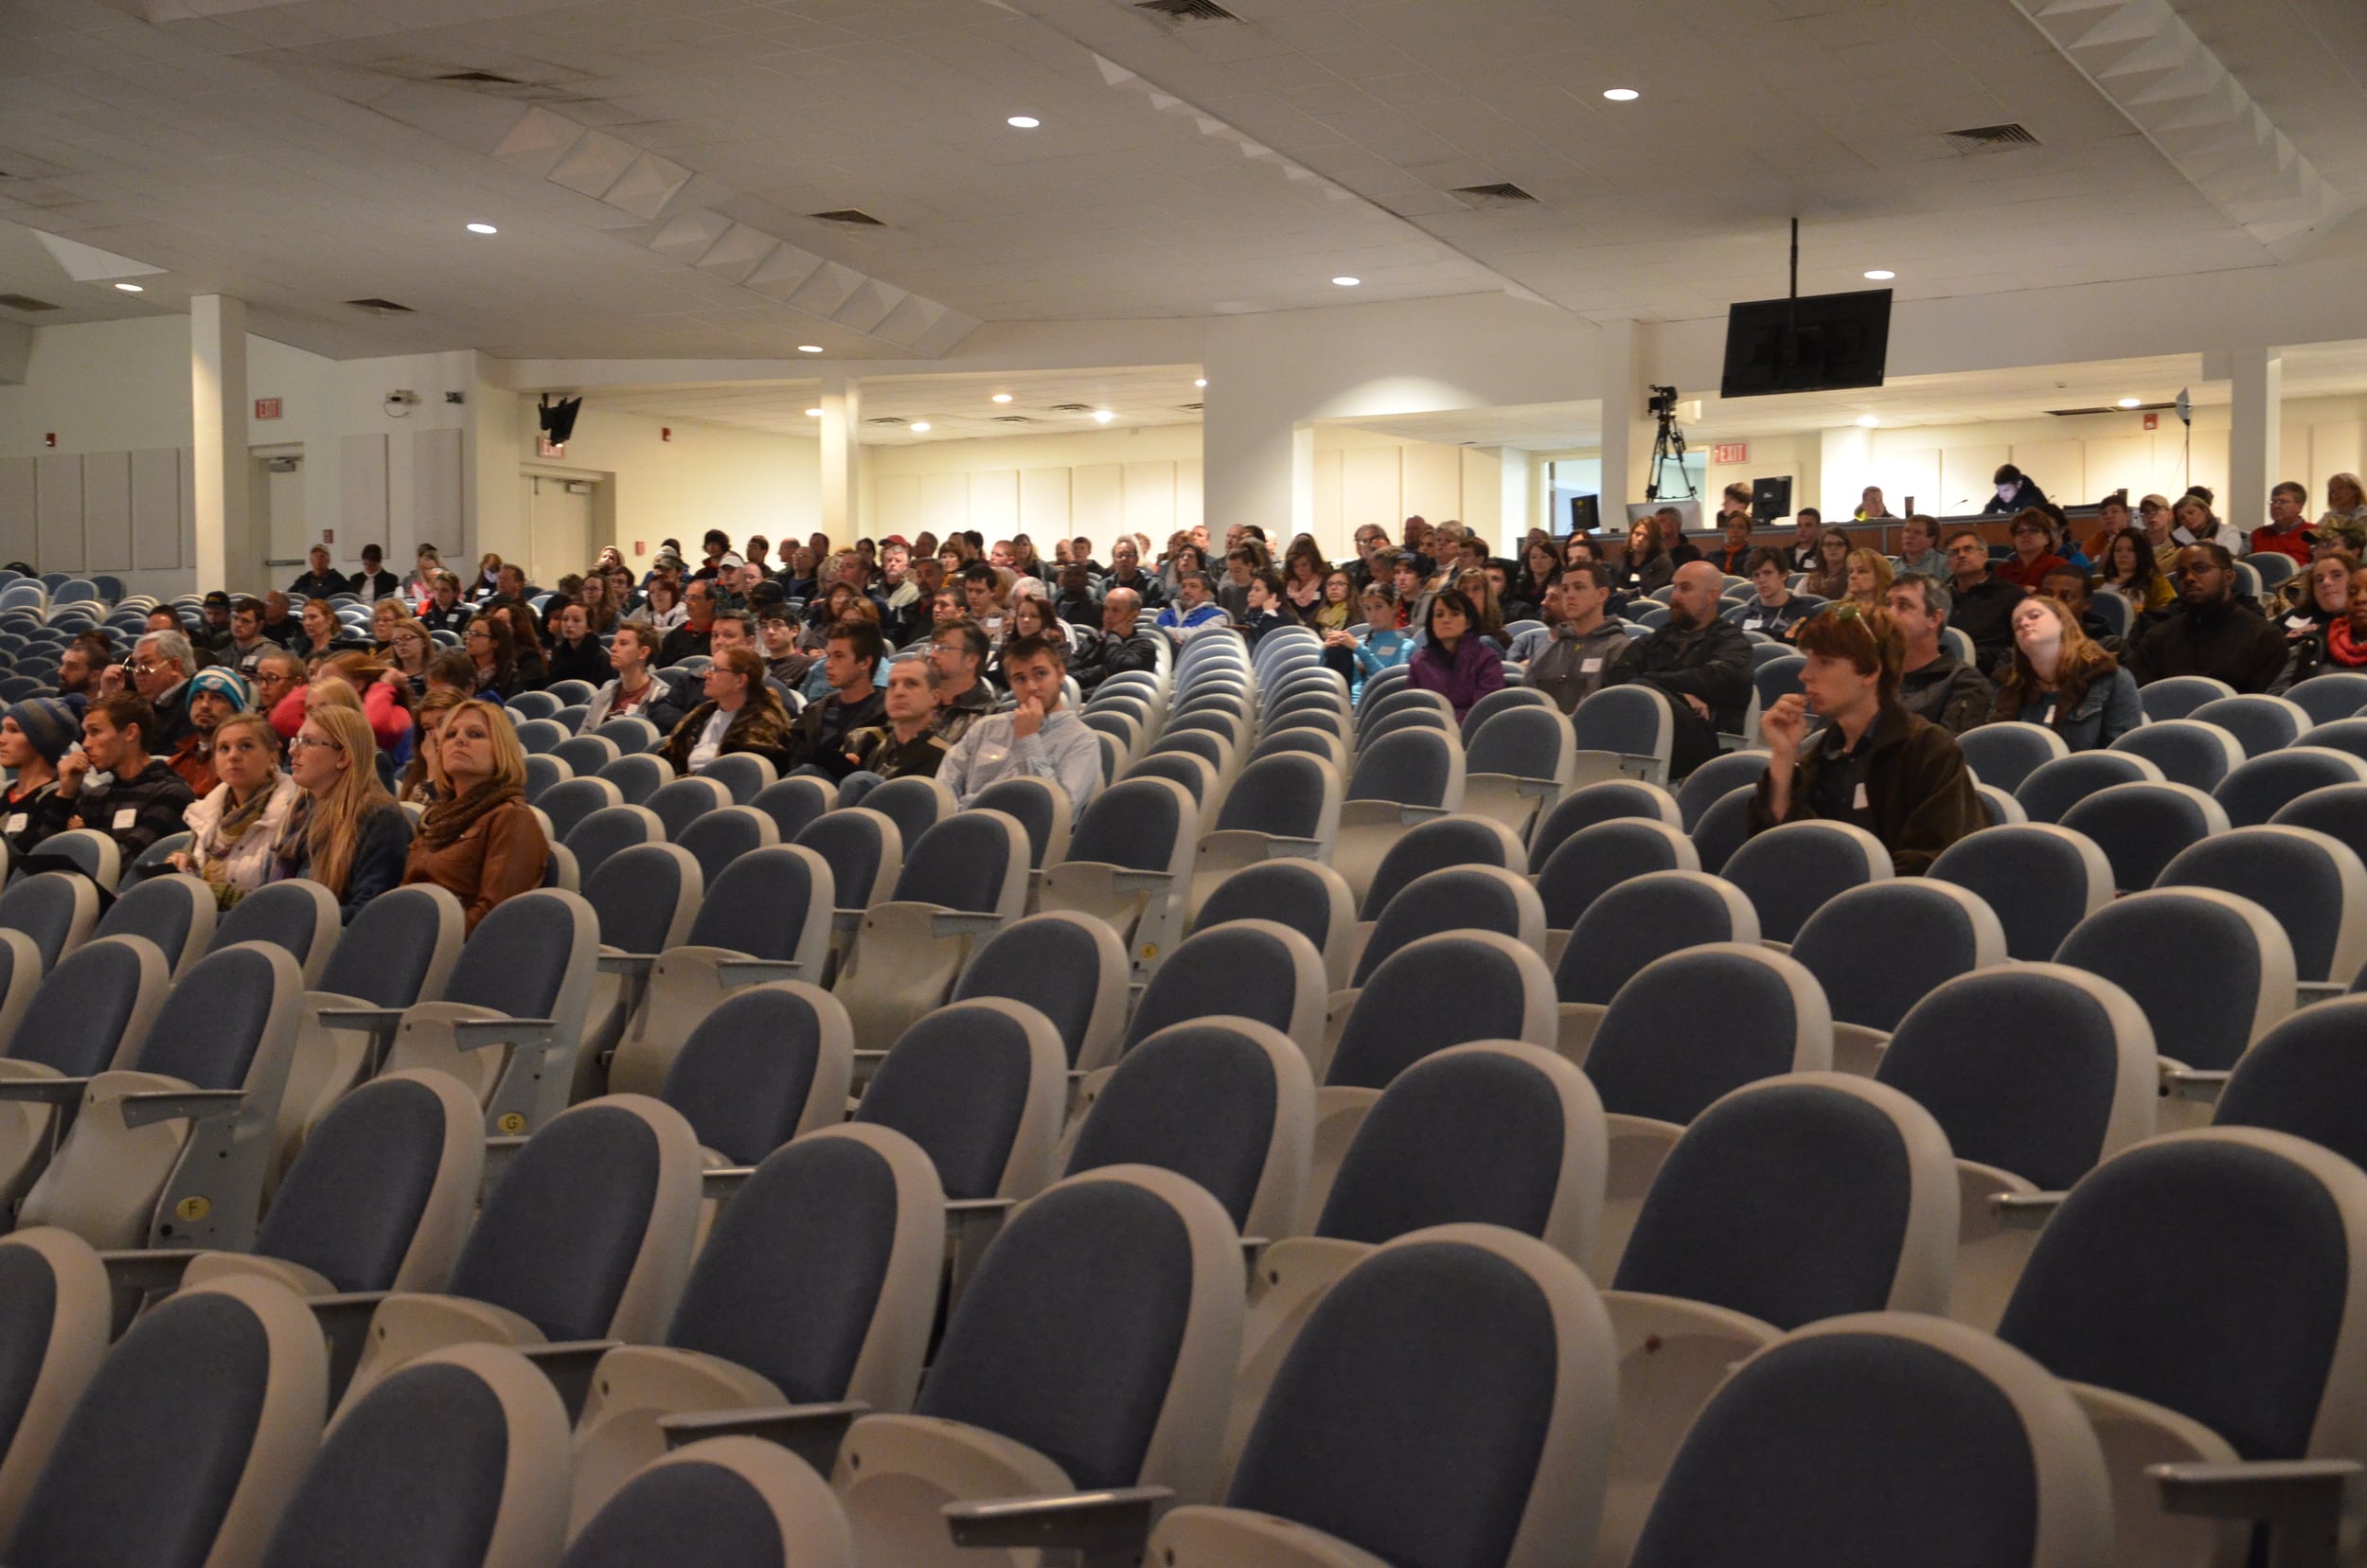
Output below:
[563,805,663,883]
[861,777,950,851]
[1214,754,1332,837]
[256,1074,474,1292]
[2014,751,2160,825]
[1536,819,1697,931]
[130,943,287,1089]
[954,915,1115,1069]
[646,778,726,842]
[1359,815,1522,920]
[2108,720,2243,793]
[1329,933,1551,1091]
[208,882,339,981]
[1356,867,1541,987]
[2057,780,2229,893]
[2159,826,2364,985]
[584,845,699,957]
[1930,824,2115,963]
[1688,785,1757,874]
[852,1002,1042,1200]
[792,810,898,910]
[685,846,832,960]
[1065,779,1185,872]
[2191,694,2305,758]
[0,874,94,971]
[1958,722,2069,794]
[1790,881,2005,1033]
[1345,728,1458,809]
[660,988,836,1166]
[1128,923,1310,1051]
[2215,748,2367,828]
[315,886,463,1009]
[1555,871,1757,1007]
[596,755,671,806]
[2217,998,2367,1172]
[673,808,774,890]
[1064,1021,1294,1230]
[1584,945,1829,1124]
[748,776,832,842]
[94,877,210,974]
[889,812,1017,912]
[699,753,774,805]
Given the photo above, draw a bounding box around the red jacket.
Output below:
[1992,553,2070,592]
[272,678,410,753]
[2250,525,2316,565]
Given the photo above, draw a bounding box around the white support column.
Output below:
[190,294,251,591]
[1596,319,1637,524]
[1820,425,1873,524]
[1290,424,1315,547]
[2228,343,2283,537]
[1500,448,1536,540]
[818,371,861,545]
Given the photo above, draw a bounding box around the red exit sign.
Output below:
[254,398,282,419]
[1713,441,1748,465]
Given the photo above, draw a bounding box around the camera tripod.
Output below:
[1646,410,1698,502]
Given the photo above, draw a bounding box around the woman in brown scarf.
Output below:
[400,698,548,932]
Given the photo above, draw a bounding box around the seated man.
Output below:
[2127,543,2288,692]
[657,579,720,667]
[1510,563,1630,713]
[2251,481,2319,565]
[1155,571,1229,638]
[782,620,888,780]
[1603,561,1752,779]
[928,619,997,743]
[1748,605,1985,875]
[166,667,251,794]
[1089,587,1162,690]
[2040,565,2119,650]
[26,693,198,864]
[583,620,691,734]
[939,632,1102,811]
[1941,526,2020,674]
[287,544,350,600]
[1728,547,1814,641]
[840,656,952,781]
[1886,573,1992,735]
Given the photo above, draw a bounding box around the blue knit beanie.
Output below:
[6,699,80,764]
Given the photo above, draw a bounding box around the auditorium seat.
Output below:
[1184,752,1342,923]
[645,775,734,842]
[1998,1128,2367,1568]
[1874,965,2156,1331]
[1552,869,1759,1063]
[2058,779,2230,893]
[1720,818,1894,946]
[93,874,214,977]
[568,1124,942,1534]
[952,911,1129,1075]
[1188,858,1359,990]
[2137,673,2238,722]
[1461,704,1577,836]
[834,1167,1241,1568]
[792,807,901,912]
[1354,812,1524,924]
[1529,777,1685,870]
[1033,776,1197,967]
[207,879,342,987]
[577,844,702,1093]
[1687,784,1758,873]
[2213,746,2367,827]
[696,752,775,806]
[831,811,1030,1056]
[746,774,830,841]
[0,1228,107,1542]
[1600,1073,1958,1561]
[655,984,852,1167]
[2014,750,2162,825]
[1536,818,1700,957]
[1960,721,2071,794]
[1929,823,2115,963]
[1672,750,1771,830]
[852,998,1065,1211]
[2107,718,2246,793]
[1789,880,2007,1075]
[0,873,98,971]
[2158,825,2367,994]
[2191,692,2309,758]
[1332,727,1467,905]
[1126,918,1326,1061]
[1628,1313,2109,1568]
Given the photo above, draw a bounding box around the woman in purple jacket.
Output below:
[1407,588,1505,721]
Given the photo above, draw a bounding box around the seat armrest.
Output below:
[452,1018,556,1053]
[1991,1190,2067,1230]
[1512,776,1563,797]
[660,1400,870,1474]
[2153,1457,2361,1550]
[944,1487,1173,1555]
[701,1166,756,1201]
[100,1249,202,1294]
[830,909,865,935]
[518,1339,622,1423]
[929,912,1005,937]
[714,958,806,989]
[119,1089,245,1130]
[596,953,658,978]
[0,1078,89,1106]
[1396,804,1447,825]
[1107,870,1173,893]
[2162,1066,2231,1105]
[307,1291,391,1406]
[316,1007,404,1035]
[2297,981,2350,1006]
[1261,836,1324,860]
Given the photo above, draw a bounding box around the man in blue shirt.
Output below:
[1155,572,1229,638]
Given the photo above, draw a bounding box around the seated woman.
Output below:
[2096,526,2175,620]
[174,711,301,906]
[1988,595,2140,751]
[1614,518,1674,601]
[295,597,361,662]
[398,687,464,805]
[657,644,799,776]
[546,602,614,687]
[462,615,525,702]
[268,650,412,757]
[2275,559,2367,693]
[1844,547,1894,614]
[1801,528,1854,601]
[642,575,687,634]
[986,594,1071,690]
[272,702,412,922]
[1993,509,2072,593]
[578,573,620,638]
[383,615,436,695]
[1406,587,1504,721]
[0,699,79,864]
[497,603,550,691]
[471,552,504,601]
[401,700,549,934]
[1453,567,1511,650]
[370,597,408,651]
[1749,605,1985,875]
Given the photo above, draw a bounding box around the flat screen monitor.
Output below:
[1752,476,1793,524]
[1720,289,1892,398]
[1565,494,1600,535]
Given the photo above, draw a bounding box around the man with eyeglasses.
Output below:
[130,628,196,746]
[659,579,720,668]
[2127,542,2289,693]
[1940,526,2020,675]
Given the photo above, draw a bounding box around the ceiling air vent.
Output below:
[0,294,60,312]
[863,416,907,426]
[345,297,415,314]
[810,208,885,226]
[1048,402,1094,413]
[1945,122,2039,152]
[1451,182,1537,205]
[437,70,525,84]
[1135,0,1241,20]
[992,415,1037,423]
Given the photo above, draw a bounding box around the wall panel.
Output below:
[408,428,463,564]
[2009,440,2084,508]
[969,469,1019,537]
[341,435,389,560]
[1312,451,1344,543]
[1939,445,2010,515]
[35,454,83,572]
[920,472,969,535]
[876,474,921,542]
[131,449,181,571]
[1341,448,1401,535]
[1122,460,1175,540]
[1401,442,1462,523]
[1020,467,1070,540]
[1073,463,1124,541]
[81,451,131,572]
[1175,458,1203,535]
[0,457,34,565]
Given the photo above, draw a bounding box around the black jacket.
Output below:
[783,688,888,780]
[1090,627,1164,688]
[27,758,197,861]
[351,569,400,602]
[1896,652,1993,736]
[1748,704,1985,876]
[657,623,714,668]
[546,637,614,687]
[1605,616,1752,777]
[2127,597,2288,694]
[1944,573,2021,674]
[420,603,472,635]
[288,569,351,599]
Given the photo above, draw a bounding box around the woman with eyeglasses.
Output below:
[383,615,436,694]
[402,699,548,933]
[273,702,412,922]
[463,615,524,702]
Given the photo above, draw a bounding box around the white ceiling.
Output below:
[2,0,2358,356]
[585,362,1206,438]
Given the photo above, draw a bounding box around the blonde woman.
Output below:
[2321,473,2367,554]
[400,699,548,932]
[172,712,301,908]
[1844,547,1895,613]
[273,703,412,921]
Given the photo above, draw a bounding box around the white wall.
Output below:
[862,424,1201,558]
[1310,427,1530,549]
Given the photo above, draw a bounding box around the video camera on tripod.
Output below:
[1645,384,1696,502]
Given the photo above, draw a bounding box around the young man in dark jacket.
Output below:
[27,692,197,864]
[1749,604,1984,875]
[2127,543,2289,693]
[1604,561,1752,779]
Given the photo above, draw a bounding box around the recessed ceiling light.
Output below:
[1093,410,1115,423]
[113,282,143,293]
[805,407,822,417]
[910,421,931,433]
[1006,115,1041,129]
[1331,276,1361,287]
[466,222,498,235]
[1194,378,1207,388]
[1863,269,1895,280]
[1855,414,1879,427]
[991,393,1013,403]
[1603,88,1640,101]
[797,345,823,354]
[2116,397,2142,409]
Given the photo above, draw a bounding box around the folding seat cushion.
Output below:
[0,1229,110,1543]
[833,811,1029,1055]
[207,880,341,987]
[672,805,779,889]
[1188,859,1359,991]
[523,755,571,806]
[255,1343,571,1568]
[2013,750,2162,825]
[1718,818,1894,945]
[1875,964,2157,1332]
[1065,1018,1312,1238]
[1928,823,2115,963]
[1354,813,1523,923]
[747,775,831,841]
[833,1167,1243,1568]
[1959,721,2072,794]
[656,984,854,1167]
[1551,870,1760,1063]
[1035,777,1198,966]
[1999,1129,2367,1568]
[0,873,99,971]
[93,875,215,976]
[1571,685,1676,787]
[569,1125,943,1535]
[793,808,901,910]
[1461,705,1576,835]
[1628,1313,2110,1568]
[1460,684,1557,738]
[2214,746,2367,828]
[647,775,734,842]
[2284,671,2367,728]
[2138,673,2238,722]
[952,913,1129,1074]
[2157,826,2367,989]
[18,942,304,1254]
[339,1095,703,1410]
[697,752,776,806]
[853,999,1066,1203]
[5,1273,326,1568]
[1187,752,1342,920]
[594,716,662,757]
[1162,1225,1614,1568]
[1535,819,1700,936]
[970,777,1072,870]
[1125,919,1326,1060]
[2057,780,2231,894]
[562,803,663,882]
[2191,693,2309,759]
[1598,1074,1959,1562]
[1789,880,2007,1074]
[1530,779,1684,871]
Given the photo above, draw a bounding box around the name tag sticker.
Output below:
[2041,702,2056,725]
[2,814,23,834]
[112,808,136,830]
[1581,657,1603,673]
[1852,782,1869,811]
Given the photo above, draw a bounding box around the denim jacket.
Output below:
[1994,667,2141,752]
